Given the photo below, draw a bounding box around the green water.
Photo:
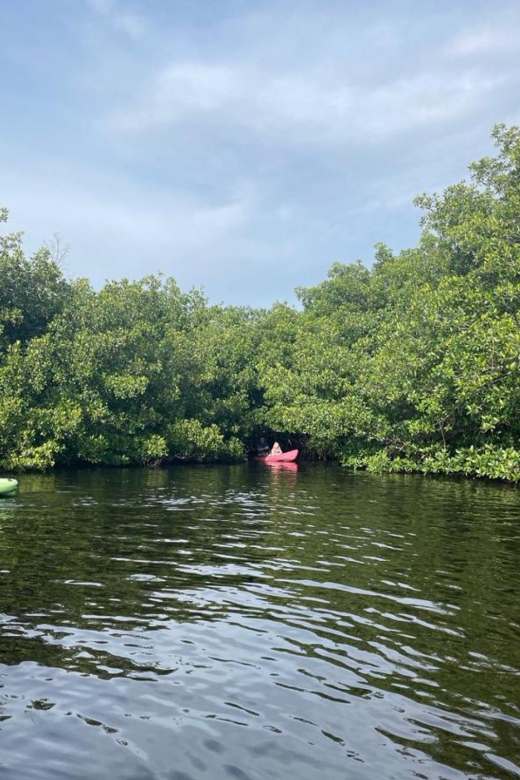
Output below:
[0,464,519,779]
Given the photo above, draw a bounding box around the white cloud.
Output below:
[113,13,147,40]
[86,0,146,39]
[4,0,520,305]
[1,156,262,292]
[86,0,113,16]
[362,71,504,137]
[448,27,518,56]
[105,57,504,149]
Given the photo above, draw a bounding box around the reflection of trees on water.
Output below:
[250,469,520,717]
[1,466,520,726]
[0,465,293,672]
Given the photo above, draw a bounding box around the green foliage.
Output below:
[0,211,71,349]
[167,419,243,462]
[256,123,520,481]
[2,123,520,480]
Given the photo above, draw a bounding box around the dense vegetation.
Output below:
[2,125,520,479]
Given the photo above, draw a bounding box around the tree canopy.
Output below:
[2,124,520,480]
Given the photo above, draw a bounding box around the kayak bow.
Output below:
[264,449,299,463]
[0,478,18,496]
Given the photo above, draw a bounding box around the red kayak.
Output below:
[263,449,299,463]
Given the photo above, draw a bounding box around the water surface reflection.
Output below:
[0,465,519,779]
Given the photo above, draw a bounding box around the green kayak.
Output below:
[0,478,18,496]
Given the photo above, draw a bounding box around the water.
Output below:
[0,464,519,780]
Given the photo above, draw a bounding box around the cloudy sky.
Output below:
[1,0,519,306]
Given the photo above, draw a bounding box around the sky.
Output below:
[1,0,520,307]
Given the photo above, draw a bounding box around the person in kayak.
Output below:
[256,437,269,455]
[270,442,283,455]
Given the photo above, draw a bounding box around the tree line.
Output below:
[2,124,520,479]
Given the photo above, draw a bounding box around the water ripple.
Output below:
[0,466,519,779]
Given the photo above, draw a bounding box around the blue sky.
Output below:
[1,0,520,306]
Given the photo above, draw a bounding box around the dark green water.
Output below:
[0,464,519,780]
